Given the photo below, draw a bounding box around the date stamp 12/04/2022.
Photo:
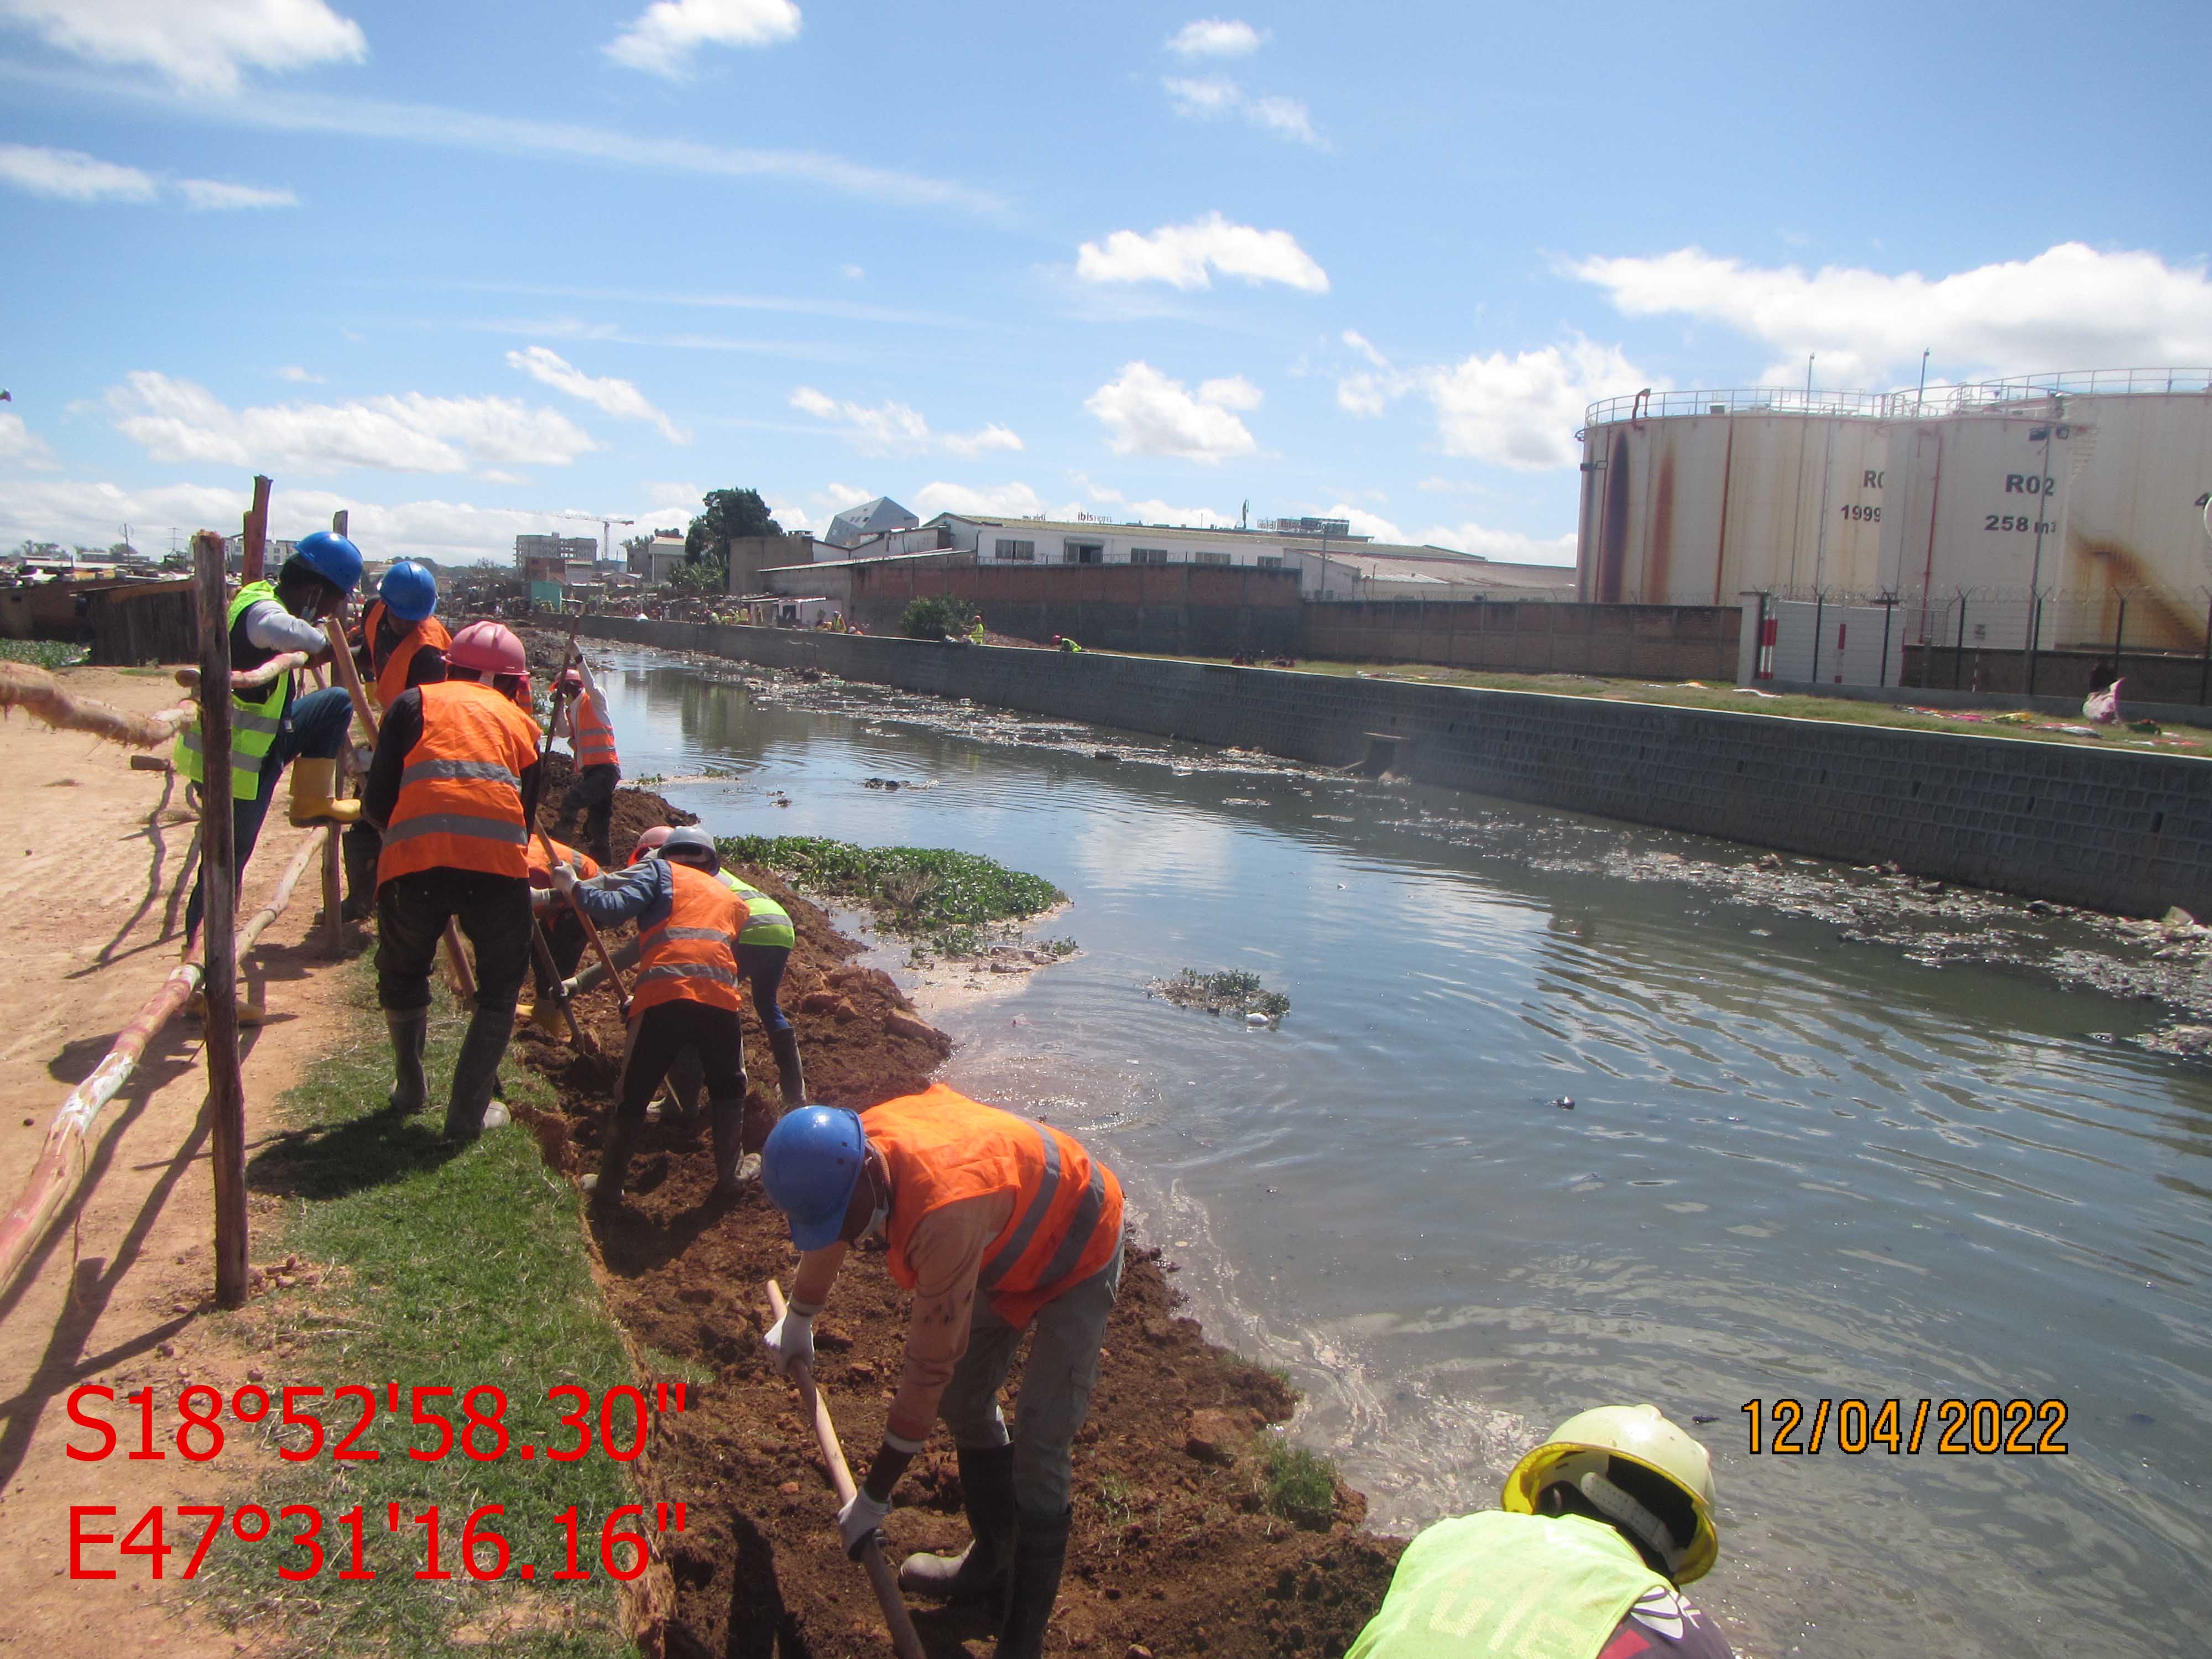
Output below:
[1740,1397,2069,1456]
[60,1379,693,1583]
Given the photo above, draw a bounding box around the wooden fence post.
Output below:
[195,529,250,1309]
[241,475,272,585]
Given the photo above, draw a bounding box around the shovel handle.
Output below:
[765,1281,925,1659]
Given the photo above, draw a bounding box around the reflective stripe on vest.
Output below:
[172,580,289,801]
[375,680,541,887]
[1342,1513,1671,1659]
[867,1084,1124,1329]
[526,833,599,886]
[573,692,618,767]
[717,870,796,948]
[632,862,747,1016]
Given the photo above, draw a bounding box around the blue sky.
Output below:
[3,1,2208,565]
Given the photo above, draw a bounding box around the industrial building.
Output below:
[514,533,597,570]
[1575,369,2212,655]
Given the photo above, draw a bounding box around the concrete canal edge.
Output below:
[577,617,2212,919]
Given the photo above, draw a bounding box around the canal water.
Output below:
[598,649,2210,1658]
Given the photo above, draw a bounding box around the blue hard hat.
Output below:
[761,1107,868,1251]
[378,559,437,622]
[289,529,363,595]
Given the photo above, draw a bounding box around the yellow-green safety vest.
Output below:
[716,869,796,950]
[173,581,290,801]
[1343,1512,1673,1659]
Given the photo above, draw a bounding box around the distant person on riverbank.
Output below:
[759,1088,1125,1659]
[549,657,619,863]
[1344,1404,1735,1659]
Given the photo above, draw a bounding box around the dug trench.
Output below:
[515,765,1401,1659]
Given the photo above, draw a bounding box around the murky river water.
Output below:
[598,649,2210,1658]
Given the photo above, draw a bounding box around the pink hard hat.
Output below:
[447,620,528,676]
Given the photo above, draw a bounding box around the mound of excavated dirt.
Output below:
[534,750,698,865]
[505,775,1401,1659]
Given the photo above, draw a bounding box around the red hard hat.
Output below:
[556,667,583,691]
[448,620,528,676]
[628,825,672,865]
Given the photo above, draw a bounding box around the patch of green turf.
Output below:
[0,638,89,669]
[716,834,1064,954]
[200,966,636,1657]
[1254,1435,1340,1532]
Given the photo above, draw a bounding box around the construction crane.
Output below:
[557,511,636,564]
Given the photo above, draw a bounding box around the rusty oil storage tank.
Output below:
[1879,370,2212,651]
[1575,389,1893,606]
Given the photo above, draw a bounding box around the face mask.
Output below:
[862,1197,889,1242]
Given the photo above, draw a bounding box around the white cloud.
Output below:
[1413,521,1578,566]
[1076,212,1328,294]
[1322,504,1405,542]
[839,262,864,280]
[1085,361,1260,463]
[1074,477,1233,527]
[1338,332,1650,471]
[0,0,366,96]
[105,371,600,475]
[178,178,298,210]
[276,365,322,383]
[1569,242,2212,386]
[606,0,800,77]
[0,411,57,470]
[1167,18,1262,57]
[507,345,689,444]
[0,142,154,202]
[789,385,1021,458]
[819,482,874,512]
[910,480,1077,520]
[1162,76,1321,147]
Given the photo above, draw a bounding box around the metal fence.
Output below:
[1584,369,2212,431]
[1751,587,2212,704]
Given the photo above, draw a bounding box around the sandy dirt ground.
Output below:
[0,666,356,1657]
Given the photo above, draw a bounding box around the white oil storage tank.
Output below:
[1576,389,1892,605]
[1880,372,2212,651]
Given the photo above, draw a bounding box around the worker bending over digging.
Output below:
[361,620,541,1142]
[342,560,450,920]
[1345,1404,1735,1659]
[630,825,808,1104]
[523,831,600,1035]
[759,1086,1125,1659]
[548,656,620,864]
[550,826,761,1208]
[175,530,365,945]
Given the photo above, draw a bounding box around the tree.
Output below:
[684,488,782,580]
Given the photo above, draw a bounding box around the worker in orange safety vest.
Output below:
[550,826,759,1211]
[521,831,601,1037]
[342,560,452,920]
[758,1086,1125,1659]
[361,619,541,1143]
[548,657,620,863]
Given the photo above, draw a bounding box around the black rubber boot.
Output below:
[341,825,381,922]
[664,1047,706,1135]
[899,1442,1018,1601]
[994,1504,1072,1659]
[708,1094,751,1194]
[586,1114,639,1214]
[384,1009,430,1114]
[768,1027,807,1107]
[441,1004,514,1142]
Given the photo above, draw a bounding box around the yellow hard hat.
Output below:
[1501,1404,1719,1584]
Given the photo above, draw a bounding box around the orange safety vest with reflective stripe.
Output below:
[375,681,542,886]
[364,600,452,710]
[526,833,601,886]
[571,686,618,768]
[865,1083,1124,1329]
[633,862,748,1016]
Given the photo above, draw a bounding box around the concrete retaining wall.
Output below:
[846,560,1301,656]
[1305,599,1738,680]
[580,616,2212,917]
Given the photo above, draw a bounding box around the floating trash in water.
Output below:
[1551,1096,1575,1110]
[1246,1011,1270,1027]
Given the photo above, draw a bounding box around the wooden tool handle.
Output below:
[765,1281,925,1659]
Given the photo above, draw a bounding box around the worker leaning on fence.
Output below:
[630,825,807,1105]
[1344,1405,1735,1659]
[341,560,451,921]
[176,530,365,947]
[550,826,759,1209]
[361,620,541,1143]
[523,831,600,1037]
[549,656,619,864]
[759,1086,1126,1659]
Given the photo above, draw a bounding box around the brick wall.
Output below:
[580,617,2212,917]
[848,561,1300,656]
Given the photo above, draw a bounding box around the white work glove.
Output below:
[761,1308,813,1376]
[836,1488,891,1561]
[549,860,580,897]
